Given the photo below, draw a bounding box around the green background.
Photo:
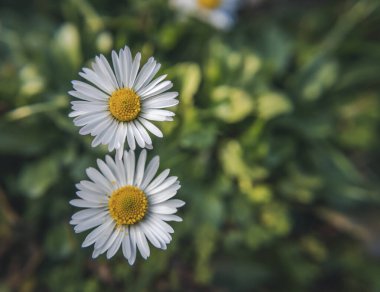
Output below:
[1,0,380,291]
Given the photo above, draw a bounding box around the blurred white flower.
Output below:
[69,46,178,159]
[70,150,184,265]
[170,0,240,30]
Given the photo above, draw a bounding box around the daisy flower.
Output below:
[69,46,179,159]
[170,0,240,30]
[69,150,184,265]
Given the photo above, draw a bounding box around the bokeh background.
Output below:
[1,0,380,291]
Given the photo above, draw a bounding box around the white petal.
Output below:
[102,120,119,149]
[147,176,178,195]
[126,123,136,150]
[145,169,170,193]
[69,89,107,102]
[160,199,185,209]
[107,228,124,259]
[124,150,135,185]
[112,50,123,88]
[90,118,114,143]
[146,217,171,243]
[68,110,85,118]
[92,248,101,258]
[76,190,108,203]
[100,54,119,89]
[150,204,177,215]
[135,226,150,259]
[121,46,133,87]
[86,167,113,193]
[76,117,109,134]
[129,52,141,88]
[143,98,179,109]
[140,156,159,190]
[131,121,145,148]
[149,183,181,204]
[106,154,126,186]
[134,150,147,186]
[140,63,161,90]
[70,100,106,107]
[78,180,107,195]
[140,112,172,122]
[71,208,103,221]
[116,147,123,161]
[122,230,132,260]
[115,124,128,160]
[69,199,106,208]
[142,109,175,117]
[79,68,113,94]
[139,222,161,248]
[134,58,156,92]
[90,115,113,136]
[146,143,153,150]
[137,74,167,96]
[156,214,183,222]
[141,81,173,99]
[134,120,152,146]
[72,79,109,98]
[94,222,116,249]
[146,224,167,250]
[79,123,98,136]
[72,102,108,112]
[97,159,117,183]
[138,118,163,137]
[97,227,120,255]
[108,121,124,152]
[91,118,114,147]
[104,155,120,183]
[107,227,123,259]
[73,111,108,127]
[94,55,118,90]
[82,218,113,247]
[150,215,175,233]
[128,226,137,265]
[144,91,178,101]
[73,211,108,233]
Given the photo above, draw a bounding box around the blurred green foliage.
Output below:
[1,0,380,291]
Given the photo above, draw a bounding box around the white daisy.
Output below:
[69,150,184,265]
[69,46,179,159]
[170,0,240,30]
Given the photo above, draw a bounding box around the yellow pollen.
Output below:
[198,0,221,9]
[108,88,141,122]
[108,185,148,225]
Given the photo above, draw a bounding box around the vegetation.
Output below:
[1,0,380,290]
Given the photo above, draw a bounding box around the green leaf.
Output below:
[0,122,58,156]
[256,25,293,75]
[212,86,254,123]
[301,60,339,101]
[171,63,201,107]
[180,123,217,149]
[257,92,293,120]
[18,155,60,198]
[219,140,246,178]
[51,23,82,72]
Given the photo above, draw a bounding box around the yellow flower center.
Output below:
[198,0,221,9]
[108,88,141,122]
[108,185,148,225]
